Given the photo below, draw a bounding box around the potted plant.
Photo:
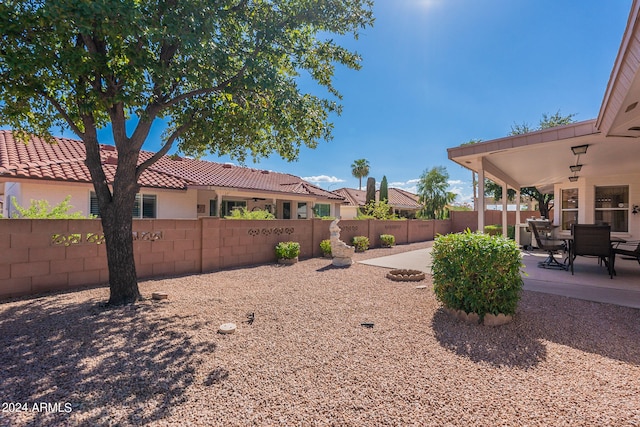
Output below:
[380,234,395,248]
[352,236,369,253]
[275,241,300,264]
[431,229,524,326]
[320,239,332,258]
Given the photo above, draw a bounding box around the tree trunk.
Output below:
[102,148,143,305]
[83,132,142,305]
[539,202,550,219]
[80,110,154,305]
[102,202,141,305]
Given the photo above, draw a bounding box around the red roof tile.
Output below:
[333,187,421,209]
[0,130,344,200]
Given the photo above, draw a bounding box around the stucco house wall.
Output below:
[554,172,640,238]
[2,180,198,219]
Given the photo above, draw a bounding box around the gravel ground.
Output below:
[1,241,639,427]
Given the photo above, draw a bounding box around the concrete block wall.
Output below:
[215,219,314,269]
[0,219,108,299]
[133,219,203,279]
[408,220,435,242]
[0,218,443,300]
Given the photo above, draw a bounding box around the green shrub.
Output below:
[380,234,395,247]
[356,200,402,220]
[226,207,275,220]
[484,224,502,236]
[484,224,516,240]
[431,229,524,320]
[320,239,332,255]
[275,241,300,259]
[352,236,369,252]
[10,196,93,219]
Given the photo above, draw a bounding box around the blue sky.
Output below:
[214,0,633,203]
[5,0,633,204]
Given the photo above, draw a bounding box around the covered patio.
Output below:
[521,248,640,309]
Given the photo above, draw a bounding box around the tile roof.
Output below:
[333,187,421,209]
[0,130,343,200]
[333,187,366,206]
[386,188,421,209]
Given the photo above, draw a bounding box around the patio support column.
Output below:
[515,187,521,228]
[477,167,485,232]
[502,182,508,237]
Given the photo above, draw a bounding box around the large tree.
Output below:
[351,158,370,190]
[0,0,374,305]
[485,110,576,218]
[417,166,454,220]
[510,110,577,136]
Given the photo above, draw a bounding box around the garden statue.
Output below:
[329,218,354,267]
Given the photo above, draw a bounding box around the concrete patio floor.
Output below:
[360,246,640,309]
[521,249,640,309]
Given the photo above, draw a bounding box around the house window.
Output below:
[313,203,331,218]
[222,200,246,217]
[132,194,157,218]
[595,186,628,232]
[90,192,157,218]
[209,199,218,216]
[561,188,578,231]
[282,202,291,219]
[297,202,307,219]
[90,192,100,217]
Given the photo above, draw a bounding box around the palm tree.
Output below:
[417,166,451,219]
[351,159,370,190]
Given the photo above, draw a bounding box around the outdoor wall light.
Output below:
[571,144,589,155]
[568,176,579,182]
[633,205,639,215]
[569,164,583,172]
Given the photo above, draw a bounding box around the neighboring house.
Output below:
[0,131,344,219]
[447,0,640,239]
[333,187,421,219]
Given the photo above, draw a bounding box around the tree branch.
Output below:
[37,89,85,138]
[162,63,250,110]
[136,120,192,180]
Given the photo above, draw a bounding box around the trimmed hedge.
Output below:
[431,229,524,320]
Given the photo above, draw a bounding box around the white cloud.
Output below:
[448,179,464,185]
[449,185,474,206]
[302,175,345,184]
[389,180,419,194]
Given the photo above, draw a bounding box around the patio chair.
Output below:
[528,221,567,270]
[612,241,640,273]
[569,224,614,279]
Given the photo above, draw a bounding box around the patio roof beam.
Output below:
[481,157,520,190]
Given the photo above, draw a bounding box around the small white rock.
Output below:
[218,323,237,334]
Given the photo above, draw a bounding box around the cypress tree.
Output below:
[380,176,389,202]
[366,177,376,204]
